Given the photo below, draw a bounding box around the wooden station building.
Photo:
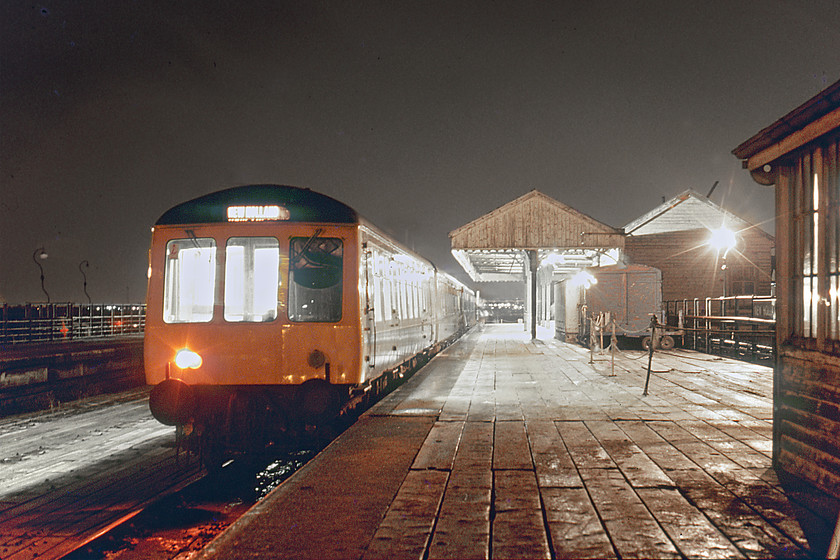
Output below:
[733,79,840,498]
[450,188,774,341]
[624,189,774,301]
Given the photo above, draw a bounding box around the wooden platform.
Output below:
[200,324,837,559]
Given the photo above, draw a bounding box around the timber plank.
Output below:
[586,420,673,488]
[715,467,812,549]
[427,471,491,560]
[555,421,615,470]
[363,470,448,560]
[411,420,464,471]
[541,486,616,559]
[467,397,496,422]
[666,467,809,559]
[635,486,746,559]
[580,467,680,559]
[493,421,532,471]
[425,420,494,559]
[492,470,550,559]
[527,420,580,488]
[453,421,494,471]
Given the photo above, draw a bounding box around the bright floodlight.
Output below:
[570,269,597,289]
[708,227,737,255]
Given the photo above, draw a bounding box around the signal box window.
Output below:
[289,236,343,322]
[163,238,216,323]
[225,237,280,322]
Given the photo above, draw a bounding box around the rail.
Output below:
[664,296,775,363]
[0,303,146,345]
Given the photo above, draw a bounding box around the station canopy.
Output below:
[449,190,625,282]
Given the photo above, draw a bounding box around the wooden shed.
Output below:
[624,190,774,302]
[733,79,840,496]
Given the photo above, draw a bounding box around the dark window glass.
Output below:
[289,236,343,322]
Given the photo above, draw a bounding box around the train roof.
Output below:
[155,184,359,225]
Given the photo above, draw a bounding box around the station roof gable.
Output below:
[623,189,772,239]
[449,190,623,250]
[449,190,624,282]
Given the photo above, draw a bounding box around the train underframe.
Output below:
[149,345,445,470]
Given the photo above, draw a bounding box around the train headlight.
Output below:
[174,348,203,369]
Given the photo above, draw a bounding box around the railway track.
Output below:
[65,447,315,560]
[0,388,340,560]
[0,339,430,560]
[0,389,204,560]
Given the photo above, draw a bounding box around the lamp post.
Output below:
[33,247,49,303]
[79,260,91,303]
[708,227,737,298]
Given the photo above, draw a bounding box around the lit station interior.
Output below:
[450,190,625,339]
[450,188,774,340]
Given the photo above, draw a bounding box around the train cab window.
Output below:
[289,236,343,322]
[163,238,217,323]
[224,237,280,322]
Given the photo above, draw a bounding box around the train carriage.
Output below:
[144,185,475,463]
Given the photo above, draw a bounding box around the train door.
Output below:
[362,239,376,374]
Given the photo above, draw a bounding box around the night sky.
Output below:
[2,1,840,304]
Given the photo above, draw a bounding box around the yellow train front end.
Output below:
[143,186,365,460]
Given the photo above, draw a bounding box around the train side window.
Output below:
[374,277,384,322]
[374,253,389,322]
[289,236,343,322]
[163,238,217,323]
[224,237,280,322]
[381,276,392,321]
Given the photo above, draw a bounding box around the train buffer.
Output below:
[199,323,834,559]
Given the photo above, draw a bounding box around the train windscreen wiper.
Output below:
[290,228,324,268]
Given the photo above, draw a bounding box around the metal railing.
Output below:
[664,296,775,363]
[0,303,146,345]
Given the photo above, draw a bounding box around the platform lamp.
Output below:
[708,227,738,298]
[79,260,91,304]
[33,247,49,303]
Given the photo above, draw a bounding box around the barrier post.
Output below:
[643,315,658,396]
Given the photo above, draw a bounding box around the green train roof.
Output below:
[155,185,359,225]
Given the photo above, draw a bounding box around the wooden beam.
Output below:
[747,107,840,171]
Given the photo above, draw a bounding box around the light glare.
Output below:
[708,227,737,255]
[175,348,203,369]
[570,270,597,288]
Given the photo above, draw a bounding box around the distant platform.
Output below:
[0,336,144,417]
[200,323,832,559]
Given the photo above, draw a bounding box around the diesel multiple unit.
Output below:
[144,185,476,465]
